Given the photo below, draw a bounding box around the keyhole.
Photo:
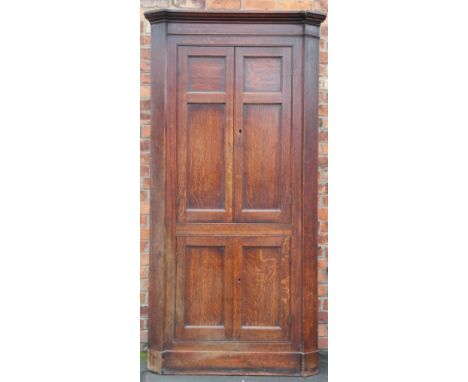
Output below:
[238,129,242,134]
[237,277,241,284]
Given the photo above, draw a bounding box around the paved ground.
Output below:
[140,352,328,382]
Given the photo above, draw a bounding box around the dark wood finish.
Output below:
[235,236,291,342]
[234,47,291,223]
[177,46,234,223]
[302,28,321,376]
[144,9,326,26]
[175,236,233,341]
[145,10,326,376]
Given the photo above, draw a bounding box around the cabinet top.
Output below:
[143,10,326,26]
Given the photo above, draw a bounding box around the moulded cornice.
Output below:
[144,10,327,26]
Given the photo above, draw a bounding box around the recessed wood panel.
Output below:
[189,56,226,92]
[242,104,281,210]
[175,236,233,341]
[233,236,291,342]
[185,246,225,326]
[186,103,225,210]
[244,57,282,92]
[241,247,280,327]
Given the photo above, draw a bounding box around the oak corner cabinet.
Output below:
[143,9,326,377]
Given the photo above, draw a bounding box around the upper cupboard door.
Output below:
[234,47,292,223]
[177,47,234,223]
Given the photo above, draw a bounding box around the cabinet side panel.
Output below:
[148,21,167,353]
[302,34,320,353]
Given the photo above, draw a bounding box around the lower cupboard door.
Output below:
[174,235,291,343]
[234,236,291,342]
[174,236,234,341]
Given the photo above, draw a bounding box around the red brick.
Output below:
[314,0,328,12]
[321,298,328,311]
[141,254,150,266]
[141,99,151,112]
[318,337,328,349]
[141,48,150,60]
[141,85,150,98]
[141,240,149,254]
[319,168,328,184]
[319,222,327,234]
[140,112,150,121]
[317,246,326,258]
[319,64,328,76]
[321,25,328,36]
[318,323,328,337]
[141,152,150,165]
[278,0,313,10]
[318,269,327,283]
[321,195,328,207]
[318,258,327,271]
[140,319,146,330]
[140,265,149,278]
[318,184,328,194]
[319,92,328,105]
[141,305,149,316]
[141,214,148,227]
[141,73,151,85]
[141,201,150,214]
[318,207,327,220]
[140,35,151,46]
[141,60,150,72]
[318,233,328,244]
[141,139,150,152]
[207,0,240,9]
[319,51,328,64]
[318,285,327,297]
[141,228,150,241]
[318,131,328,141]
[318,311,328,323]
[172,0,205,8]
[141,165,150,177]
[141,125,151,138]
[320,38,328,52]
[319,117,328,129]
[142,177,151,189]
[140,0,170,8]
[319,105,328,116]
[318,142,328,155]
[140,292,147,304]
[243,0,276,10]
[318,156,328,166]
[140,330,148,342]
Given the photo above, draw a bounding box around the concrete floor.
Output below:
[140,352,328,382]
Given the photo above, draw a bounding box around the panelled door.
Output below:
[175,45,294,343]
[176,46,234,223]
[234,47,292,223]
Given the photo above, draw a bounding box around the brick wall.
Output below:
[140,0,328,351]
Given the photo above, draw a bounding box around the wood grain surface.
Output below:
[145,10,325,376]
